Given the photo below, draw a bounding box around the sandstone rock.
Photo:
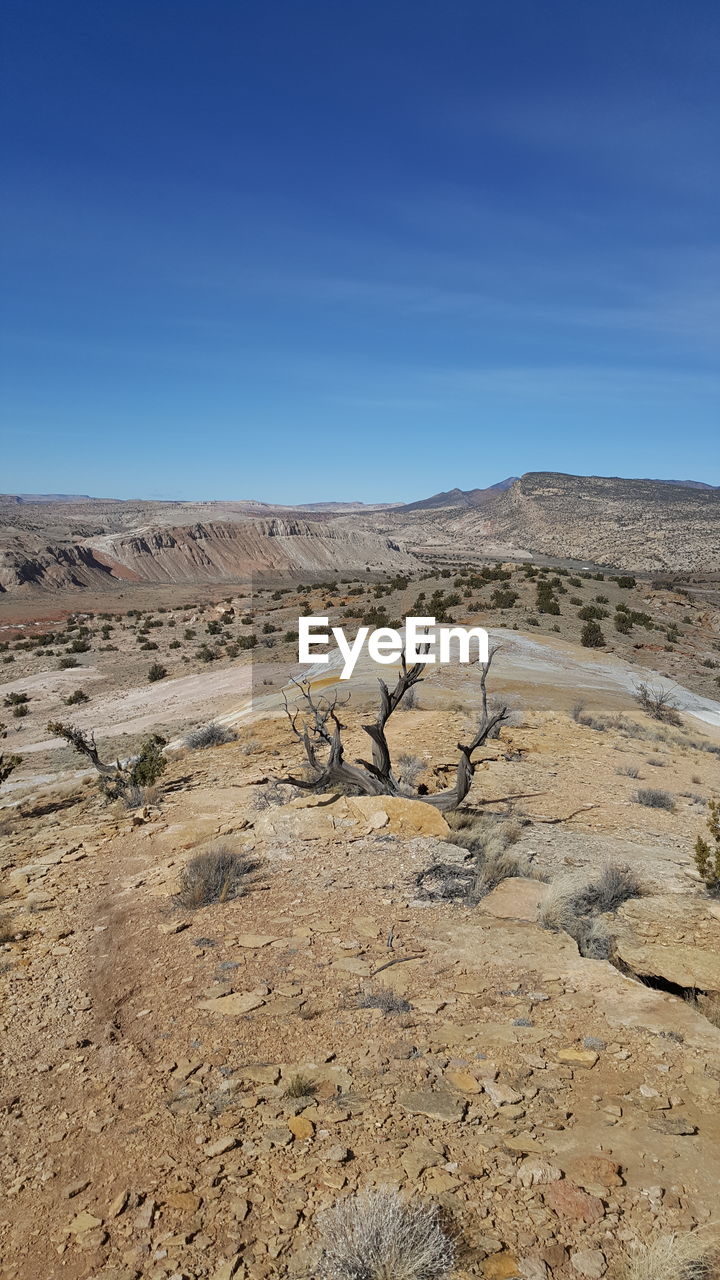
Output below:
[64,1178,91,1199]
[208,1255,243,1280]
[288,1115,314,1141]
[445,1069,483,1093]
[480,878,548,921]
[398,1089,467,1123]
[108,1190,129,1218]
[69,1211,102,1234]
[134,1198,156,1230]
[484,1080,523,1107]
[234,933,278,948]
[565,1156,623,1189]
[570,1248,607,1277]
[204,1136,238,1157]
[165,1191,202,1212]
[556,1048,599,1068]
[196,992,265,1015]
[325,1145,350,1162]
[482,1252,521,1278]
[615,940,720,994]
[519,1260,549,1280]
[543,1181,605,1223]
[516,1157,562,1188]
[349,795,450,837]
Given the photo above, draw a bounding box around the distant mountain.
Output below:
[1,493,97,504]
[650,479,718,490]
[424,472,720,573]
[398,478,519,513]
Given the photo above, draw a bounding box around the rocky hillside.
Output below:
[0,512,416,594]
[1,472,718,594]
[485,474,720,571]
[391,474,720,573]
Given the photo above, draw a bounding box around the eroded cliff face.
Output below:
[0,517,416,592]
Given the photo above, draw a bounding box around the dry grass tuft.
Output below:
[316,1188,454,1280]
[174,846,258,909]
[614,1232,719,1280]
[184,722,238,750]
[540,863,643,958]
[355,988,412,1015]
[284,1072,318,1099]
[427,810,533,901]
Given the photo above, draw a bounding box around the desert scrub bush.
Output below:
[616,764,640,778]
[633,681,682,726]
[635,787,675,810]
[355,987,412,1015]
[4,692,29,707]
[613,1232,719,1280]
[315,1188,454,1280]
[396,752,423,792]
[129,734,167,788]
[147,661,168,682]
[694,799,720,896]
[64,689,89,705]
[58,656,80,669]
[581,620,606,647]
[185,722,238,750]
[540,863,643,958]
[174,846,258,909]
[47,723,167,799]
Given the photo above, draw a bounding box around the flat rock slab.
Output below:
[255,793,449,841]
[615,940,720,994]
[233,933,278,948]
[480,877,548,921]
[196,992,266,1015]
[399,1088,467,1123]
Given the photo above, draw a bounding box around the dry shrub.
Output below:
[175,846,258,909]
[422,810,531,901]
[635,787,675,810]
[355,988,412,1015]
[185,722,238,750]
[315,1188,454,1280]
[614,1233,719,1280]
[396,753,424,793]
[633,682,683,726]
[284,1072,318,1099]
[540,863,643,958]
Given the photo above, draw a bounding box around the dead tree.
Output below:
[281,647,508,812]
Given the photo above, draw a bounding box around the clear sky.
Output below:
[1,0,719,502]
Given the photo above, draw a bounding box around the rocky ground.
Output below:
[1,685,719,1280]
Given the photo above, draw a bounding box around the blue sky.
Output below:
[1,0,719,502]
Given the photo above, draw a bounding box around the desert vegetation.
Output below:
[315,1189,454,1280]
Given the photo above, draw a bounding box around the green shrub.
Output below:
[581,620,606,647]
[694,800,720,896]
[147,662,167,682]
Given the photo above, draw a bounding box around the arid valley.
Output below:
[1,476,719,1280]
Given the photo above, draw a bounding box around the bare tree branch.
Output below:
[279,642,510,811]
